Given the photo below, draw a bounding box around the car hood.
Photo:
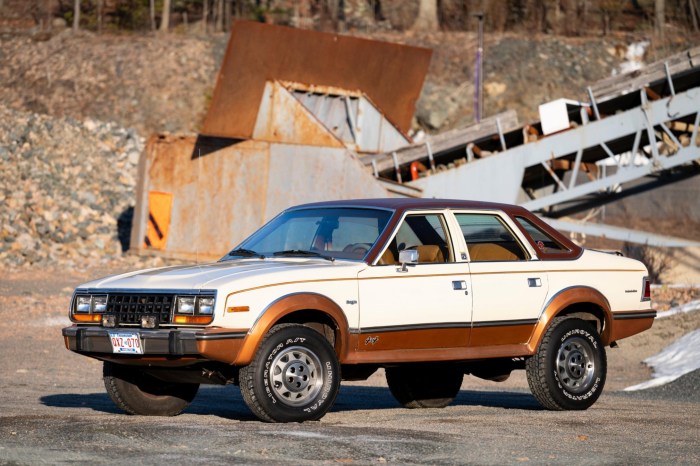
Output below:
[77,259,364,291]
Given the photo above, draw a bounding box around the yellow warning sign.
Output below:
[144,191,172,250]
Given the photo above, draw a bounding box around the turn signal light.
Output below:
[73,314,102,323]
[173,315,213,325]
[227,306,249,313]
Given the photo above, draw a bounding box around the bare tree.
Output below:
[202,0,209,33]
[150,0,156,31]
[72,0,80,32]
[690,0,700,31]
[160,0,171,32]
[215,0,223,32]
[412,0,439,30]
[655,0,665,40]
[96,0,103,33]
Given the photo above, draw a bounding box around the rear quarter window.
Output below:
[514,216,570,254]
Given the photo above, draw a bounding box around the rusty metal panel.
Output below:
[135,135,271,260]
[132,134,391,261]
[263,144,389,221]
[252,81,345,147]
[203,21,432,139]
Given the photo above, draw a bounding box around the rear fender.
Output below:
[528,286,613,352]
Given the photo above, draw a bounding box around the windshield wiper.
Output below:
[226,248,265,259]
[272,250,335,262]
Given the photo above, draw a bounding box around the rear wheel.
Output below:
[239,324,340,422]
[103,362,199,416]
[526,317,606,410]
[386,364,463,409]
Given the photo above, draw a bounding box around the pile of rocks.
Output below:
[0,105,144,268]
[0,31,218,136]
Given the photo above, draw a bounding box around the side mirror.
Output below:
[398,249,419,272]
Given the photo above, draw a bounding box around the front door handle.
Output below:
[528,277,542,287]
[452,280,468,291]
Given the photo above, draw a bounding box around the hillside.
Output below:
[0,25,698,270]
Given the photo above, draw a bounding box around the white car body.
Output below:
[63,199,655,421]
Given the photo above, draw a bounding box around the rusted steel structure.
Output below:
[203,21,431,139]
[131,22,700,261]
[131,22,431,260]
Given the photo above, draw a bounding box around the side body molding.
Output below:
[233,293,350,366]
[527,286,613,352]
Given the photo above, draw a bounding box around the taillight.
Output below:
[641,277,651,302]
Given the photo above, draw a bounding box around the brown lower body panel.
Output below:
[610,314,655,342]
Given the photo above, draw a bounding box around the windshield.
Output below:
[222,207,393,261]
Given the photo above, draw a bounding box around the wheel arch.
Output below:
[233,292,350,366]
[528,286,614,352]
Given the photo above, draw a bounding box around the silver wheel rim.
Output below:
[269,345,323,407]
[556,336,596,394]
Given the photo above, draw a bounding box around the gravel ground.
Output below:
[0,266,699,464]
[620,368,700,402]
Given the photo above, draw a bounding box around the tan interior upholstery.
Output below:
[415,245,444,263]
[468,243,519,261]
[378,249,396,265]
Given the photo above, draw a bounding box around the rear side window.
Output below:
[515,217,569,254]
[456,214,528,262]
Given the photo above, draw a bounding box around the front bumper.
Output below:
[62,326,247,363]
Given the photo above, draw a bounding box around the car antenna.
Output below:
[196,146,201,267]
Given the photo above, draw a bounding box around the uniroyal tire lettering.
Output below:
[242,324,340,421]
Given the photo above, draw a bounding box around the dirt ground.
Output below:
[1,265,699,464]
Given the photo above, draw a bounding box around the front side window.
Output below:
[456,213,528,262]
[379,214,453,265]
[224,208,392,261]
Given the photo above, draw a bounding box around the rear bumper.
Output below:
[62,326,246,363]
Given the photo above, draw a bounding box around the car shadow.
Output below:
[40,385,542,419]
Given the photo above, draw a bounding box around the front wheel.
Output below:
[239,324,340,422]
[103,362,199,416]
[526,317,606,410]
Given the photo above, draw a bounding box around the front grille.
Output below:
[106,294,175,326]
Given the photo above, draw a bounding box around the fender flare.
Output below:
[527,286,613,352]
[233,292,350,366]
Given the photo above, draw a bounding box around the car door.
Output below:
[356,211,472,352]
[452,211,550,347]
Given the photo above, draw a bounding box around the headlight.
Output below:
[176,296,196,314]
[175,295,216,315]
[93,295,108,312]
[71,293,105,323]
[76,296,91,313]
[173,294,216,325]
[198,297,215,315]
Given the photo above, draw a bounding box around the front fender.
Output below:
[233,292,350,366]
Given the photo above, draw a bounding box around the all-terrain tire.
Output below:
[103,362,199,416]
[526,316,607,410]
[386,364,463,409]
[239,324,340,423]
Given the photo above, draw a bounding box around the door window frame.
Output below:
[446,210,539,263]
[371,210,457,266]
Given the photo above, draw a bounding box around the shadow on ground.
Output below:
[40,385,542,420]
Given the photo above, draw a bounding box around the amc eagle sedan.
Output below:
[63,199,654,422]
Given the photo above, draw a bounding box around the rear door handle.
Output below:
[528,278,542,287]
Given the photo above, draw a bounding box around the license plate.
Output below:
[108,331,143,355]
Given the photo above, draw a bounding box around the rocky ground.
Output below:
[0,105,144,267]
